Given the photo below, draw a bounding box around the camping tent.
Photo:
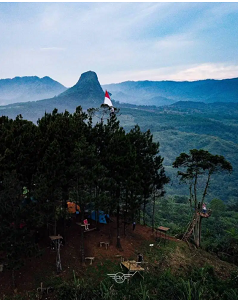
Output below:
[67,202,80,214]
[89,210,110,224]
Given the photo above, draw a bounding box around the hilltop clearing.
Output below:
[1,218,237,298]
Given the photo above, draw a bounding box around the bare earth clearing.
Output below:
[0,217,237,297]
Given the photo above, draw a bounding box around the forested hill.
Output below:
[116,101,238,203]
[103,77,238,106]
[0,76,67,105]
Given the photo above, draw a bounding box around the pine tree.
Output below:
[173,149,232,247]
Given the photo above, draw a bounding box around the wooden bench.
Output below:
[99,242,110,249]
[115,254,124,262]
[49,235,63,241]
[85,257,95,265]
[81,224,90,229]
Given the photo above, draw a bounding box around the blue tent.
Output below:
[89,210,109,224]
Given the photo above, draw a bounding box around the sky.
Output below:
[0,2,238,87]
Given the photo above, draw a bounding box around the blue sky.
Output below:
[0,2,238,87]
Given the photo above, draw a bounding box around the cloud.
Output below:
[40,47,66,51]
[0,2,238,87]
[39,6,62,32]
[171,63,238,81]
[99,63,238,84]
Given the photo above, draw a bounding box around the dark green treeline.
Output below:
[0,106,169,269]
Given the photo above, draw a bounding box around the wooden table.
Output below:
[156,226,170,245]
[121,260,145,279]
[85,257,95,265]
[49,235,63,241]
[100,242,110,249]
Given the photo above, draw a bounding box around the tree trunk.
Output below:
[152,193,156,232]
[54,214,57,236]
[123,192,128,236]
[116,204,122,249]
[12,269,16,289]
[80,229,85,266]
[194,172,198,209]
[193,215,202,247]
[139,207,141,225]
[201,172,211,204]
[80,210,85,266]
[143,198,146,226]
[95,186,99,230]
[62,188,69,244]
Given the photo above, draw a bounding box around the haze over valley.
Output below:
[0,71,237,203]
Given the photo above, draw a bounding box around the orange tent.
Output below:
[67,202,80,214]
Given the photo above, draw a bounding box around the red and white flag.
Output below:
[104,90,113,107]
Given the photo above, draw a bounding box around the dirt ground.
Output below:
[0,218,157,296]
[0,217,237,297]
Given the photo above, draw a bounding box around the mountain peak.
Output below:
[75,71,99,86]
[57,71,104,107]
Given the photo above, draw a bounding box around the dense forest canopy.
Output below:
[0,107,169,270]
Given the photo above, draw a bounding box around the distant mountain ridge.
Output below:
[1,73,238,108]
[103,77,238,106]
[0,76,67,105]
[0,71,105,121]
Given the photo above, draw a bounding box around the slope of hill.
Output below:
[0,76,67,105]
[116,103,238,203]
[1,218,237,297]
[55,70,104,107]
[103,77,238,106]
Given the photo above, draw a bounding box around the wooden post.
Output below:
[49,235,63,273]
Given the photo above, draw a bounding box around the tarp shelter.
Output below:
[22,196,37,205]
[67,202,80,214]
[89,210,109,224]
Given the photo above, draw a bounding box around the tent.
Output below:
[89,210,110,224]
[67,202,80,214]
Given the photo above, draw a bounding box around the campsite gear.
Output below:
[67,202,80,214]
[89,210,110,224]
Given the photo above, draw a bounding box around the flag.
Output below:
[104,90,113,107]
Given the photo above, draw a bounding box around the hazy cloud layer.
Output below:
[0,2,237,86]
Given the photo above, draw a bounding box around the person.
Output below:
[137,253,143,266]
[84,219,89,230]
[110,107,115,116]
[197,202,201,211]
[105,214,110,224]
[133,221,136,231]
[202,203,207,214]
